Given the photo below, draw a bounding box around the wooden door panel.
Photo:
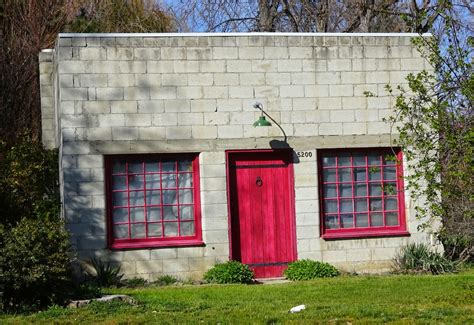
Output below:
[228,150,296,278]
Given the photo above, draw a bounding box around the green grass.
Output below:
[2,270,473,324]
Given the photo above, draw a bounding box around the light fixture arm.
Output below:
[254,102,287,143]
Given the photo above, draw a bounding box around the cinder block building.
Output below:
[39,33,434,280]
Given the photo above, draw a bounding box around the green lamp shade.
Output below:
[253,115,272,127]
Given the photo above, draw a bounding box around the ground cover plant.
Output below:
[203,261,254,284]
[285,259,339,280]
[1,269,472,324]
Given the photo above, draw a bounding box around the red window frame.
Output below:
[318,148,409,239]
[105,153,203,249]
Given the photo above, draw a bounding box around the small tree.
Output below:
[385,4,473,261]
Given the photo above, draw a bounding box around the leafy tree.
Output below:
[385,3,473,261]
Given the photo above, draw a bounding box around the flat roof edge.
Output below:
[58,32,432,38]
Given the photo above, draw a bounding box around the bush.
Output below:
[0,218,72,311]
[153,275,178,286]
[122,277,148,288]
[284,259,340,281]
[86,258,124,287]
[393,243,458,275]
[203,261,254,284]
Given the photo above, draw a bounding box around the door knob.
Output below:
[256,176,263,187]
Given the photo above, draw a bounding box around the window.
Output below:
[105,154,202,249]
[319,148,408,239]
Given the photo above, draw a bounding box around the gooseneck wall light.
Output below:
[252,102,287,143]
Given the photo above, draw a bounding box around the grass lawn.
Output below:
[2,269,473,324]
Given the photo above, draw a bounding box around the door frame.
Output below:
[225,149,298,264]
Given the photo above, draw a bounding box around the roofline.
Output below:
[58,32,432,38]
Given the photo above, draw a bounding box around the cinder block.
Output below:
[192,125,217,139]
[352,59,376,71]
[109,74,135,87]
[187,47,212,60]
[162,259,189,273]
[190,99,217,112]
[188,74,213,86]
[316,72,341,84]
[329,85,354,97]
[341,71,366,84]
[178,113,203,125]
[327,59,351,71]
[264,47,288,59]
[342,97,366,110]
[364,46,389,58]
[291,72,316,85]
[322,250,347,263]
[125,114,152,127]
[111,101,137,114]
[164,100,190,113]
[61,88,88,100]
[174,61,200,73]
[289,47,313,59]
[226,60,252,72]
[203,87,228,99]
[305,85,329,97]
[342,122,367,135]
[212,47,238,59]
[229,86,253,99]
[280,85,304,98]
[266,73,291,85]
[217,125,243,138]
[86,128,112,140]
[319,122,343,135]
[134,48,160,60]
[96,88,124,101]
[293,124,318,136]
[107,48,133,60]
[277,59,302,72]
[176,86,202,99]
[166,126,192,139]
[153,113,178,126]
[138,100,164,114]
[318,97,342,110]
[124,86,150,100]
[80,48,106,60]
[292,98,317,110]
[147,61,174,73]
[80,74,107,87]
[119,61,146,73]
[61,115,87,127]
[58,61,86,73]
[112,127,138,140]
[139,127,166,140]
[59,75,74,88]
[239,47,264,59]
[367,96,390,109]
[239,73,265,86]
[199,60,225,73]
[162,74,187,86]
[366,71,390,84]
[161,47,186,60]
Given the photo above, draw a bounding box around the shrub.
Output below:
[122,277,148,288]
[0,218,72,311]
[203,261,254,284]
[153,275,178,286]
[87,258,124,287]
[393,243,458,275]
[284,259,340,281]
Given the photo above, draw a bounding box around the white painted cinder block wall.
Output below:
[39,33,433,280]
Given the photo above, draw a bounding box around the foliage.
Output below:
[0,138,60,226]
[153,275,178,286]
[384,4,473,262]
[122,277,149,288]
[65,0,174,33]
[284,259,339,281]
[203,261,254,284]
[393,243,458,275]
[86,258,124,287]
[0,218,72,312]
[2,270,473,323]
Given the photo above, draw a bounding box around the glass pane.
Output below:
[385,197,398,210]
[369,183,382,196]
[178,160,193,172]
[162,161,176,173]
[340,199,353,213]
[130,207,145,222]
[383,154,397,165]
[145,162,159,172]
[355,199,368,212]
[129,175,144,190]
[163,190,177,204]
[178,173,193,188]
[113,160,126,174]
[148,223,162,237]
[164,222,178,237]
[322,155,336,167]
[179,189,193,204]
[368,168,381,180]
[355,184,367,196]
[113,208,128,223]
[129,191,144,206]
[162,173,177,188]
[128,162,143,174]
[370,198,383,211]
[146,190,161,205]
[353,153,366,166]
[355,213,368,227]
[354,168,366,181]
[180,206,194,220]
[130,223,146,238]
[324,215,339,229]
[113,176,126,190]
[368,153,380,166]
[339,184,352,197]
[324,200,338,213]
[383,182,397,195]
[180,221,195,236]
[323,184,337,198]
[114,224,128,239]
[147,207,162,221]
[341,214,354,228]
[323,169,336,182]
[370,213,383,226]
[383,167,396,180]
[145,174,160,189]
[163,206,178,220]
[339,168,352,182]
[113,191,128,206]
[386,212,399,226]
[338,153,351,166]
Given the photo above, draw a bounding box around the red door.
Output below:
[227,150,296,278]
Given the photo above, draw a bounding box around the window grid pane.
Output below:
[110,157,197,241]
[320,149,403,233]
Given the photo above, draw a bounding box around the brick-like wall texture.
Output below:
[39,33,435,280]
